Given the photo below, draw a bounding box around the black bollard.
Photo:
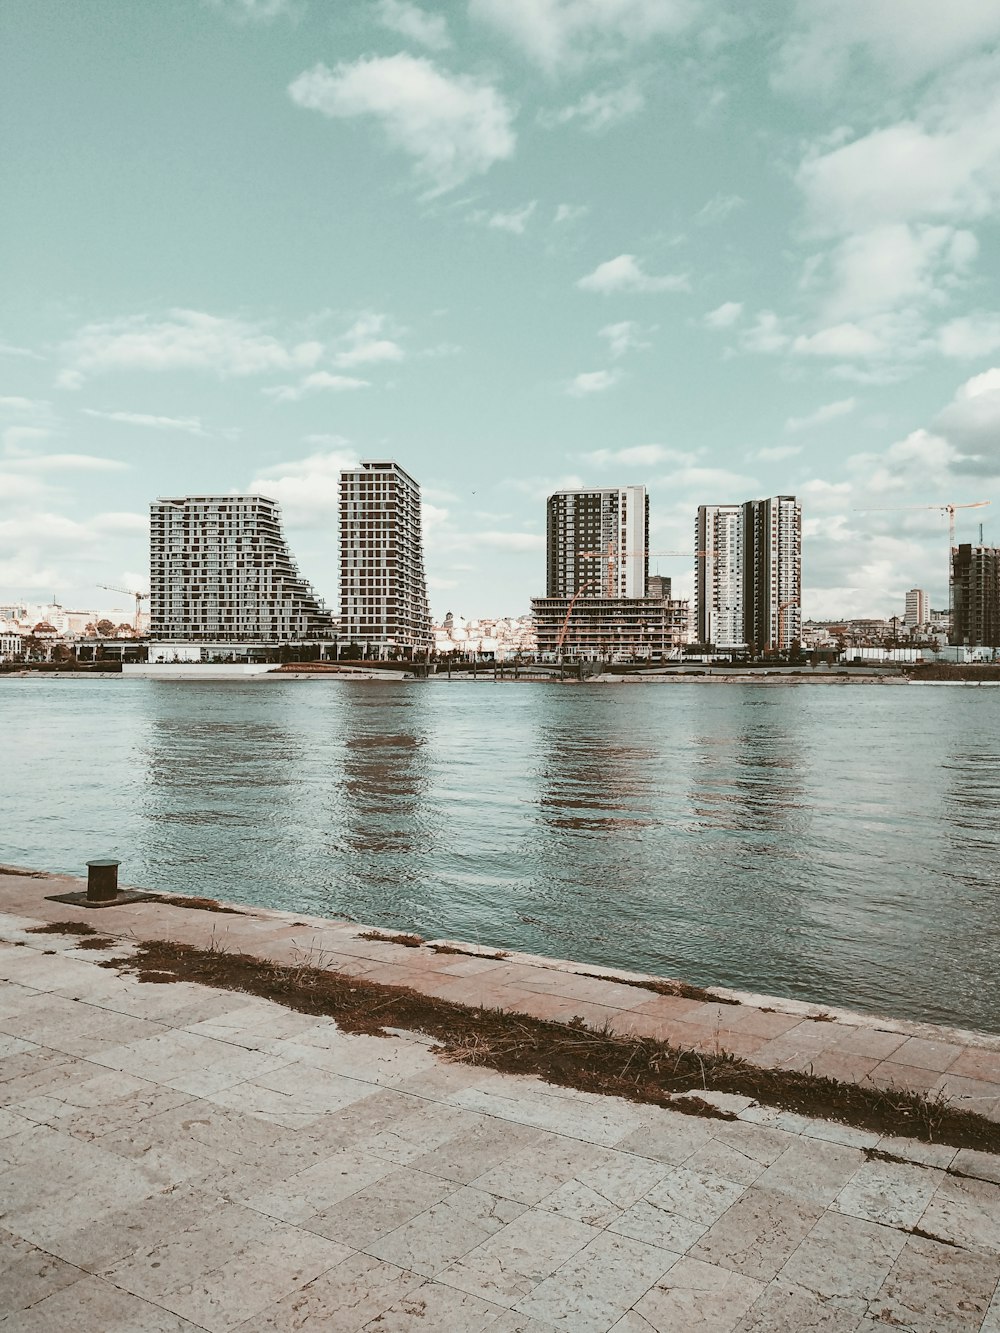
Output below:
[86,858,120,903]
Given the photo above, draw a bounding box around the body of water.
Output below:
[3,677,999,1033]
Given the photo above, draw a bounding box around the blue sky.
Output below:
[2,0,999,619]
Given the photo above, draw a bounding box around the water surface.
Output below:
[3,677,998,1032]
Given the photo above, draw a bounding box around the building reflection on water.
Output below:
[335,686,430,855]
[688,698,807,836]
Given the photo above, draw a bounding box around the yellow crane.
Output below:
[98,583,149,633]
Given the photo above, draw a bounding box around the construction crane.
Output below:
[555,580,599,653]
[855,500,990,628]
[579,546,715,596]
[98,584,149,633]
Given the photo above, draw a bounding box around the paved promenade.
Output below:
[1,869,1000,1330]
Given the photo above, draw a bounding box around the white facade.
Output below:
[339,461,432,654]
[149,494,334,643]
[695,505,744,648]
[904,588,929,628]
[0,632,23,661]
[546,486,649,599]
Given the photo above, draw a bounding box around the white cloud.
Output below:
[288,55,516,195]
[567,369,622,396]
[791,323,884,358]
[695,193,744,225]
[540,83,644,133]
[785,398,857,433]
[81,409,209,436]
[797,97,1000,235]
[375,0,451,50]
[0,343,43,360]
[703,301,742,329]
[585,444,690,468]
[554,203,589,225]
[0,396,47,415]
[262,372,370,402]
[471,531,544,552]
[7,453,129,473]
[773,0,1000,96]
[333,313,406,367]
[816,223,978,321]
[740,310,788,353]
[753,444,803,462]
[469,0,700,71]
[599,321,650,358]
[205,0,301,23]
[577,254,689,294]
[250,446,360,527]
[59,309,323,385]
[935,365,1000,467]
[472,201,537,234]
[938,313,1000,359]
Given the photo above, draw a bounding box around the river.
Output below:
[3,676,998,1032]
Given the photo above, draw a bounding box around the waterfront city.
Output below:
[4,5,1000,1330]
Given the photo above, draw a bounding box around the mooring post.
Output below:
[86,858,120,903]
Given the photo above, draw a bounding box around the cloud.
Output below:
[469,0,700,71]
[752,444,803,462]
[938,313,1000,358]
[567,369,622,396]
[740,310,789,353]
[773,0,1000,96]
[81,409,210,436]
[6,453,129,473]
[471,201,537,234]
[796,92,1000,234]
[785,398,857,433]
[554,203,589,224]
[250,446,359,527]
[935,365,1000,467]
[375,0,451,50]
[704,301,742,329]
[791,323,884,358]
[59,309,323,385]
[815,223,978,321]
[599,321,650,358]
[288,55,516,195]
[0,343,44,360]
[0,396,47,415]
[540,83,644,133]
[262,372,370,402]
[204,0,301,23]
[695,193,744,225]
[333,313,406,367]
[585,444,690,468]
[577,254,689,294]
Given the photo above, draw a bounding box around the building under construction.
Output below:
[951,544,1000,647]
[532,486,690,661]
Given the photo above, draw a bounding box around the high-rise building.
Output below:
[533,485,691,660]
[694,496,801,651]
[951,545,1000,647]
[338,461,432,656]
[904,588,929,628]
[149,494,334,643]
[695,505,744,648]
[546,486,648,598]
[743,496,802,652]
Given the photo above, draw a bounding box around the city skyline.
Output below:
[2,1,1000,619]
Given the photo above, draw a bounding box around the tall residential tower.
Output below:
[695,495,801,651]
[149,494,334,644]
[338,461,432,656]
[546,486,648,599]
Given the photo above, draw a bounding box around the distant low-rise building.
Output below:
[0,632,23,662]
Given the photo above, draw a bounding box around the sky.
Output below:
[2,0,1000,621]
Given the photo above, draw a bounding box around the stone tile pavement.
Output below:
[0,873,999,1329]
